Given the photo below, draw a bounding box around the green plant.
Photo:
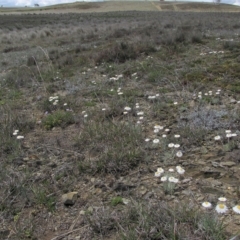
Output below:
[111,196,123,206]
[32,187,56,212]
[75,121,145,173]
[42,110,74,130]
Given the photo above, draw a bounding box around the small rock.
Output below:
[62,192,78,206]
[87,206,93,213]
[80,210,85,215]
[139,186,147,196]
[221,161,236,167]
[182,178,191,184]
[122,198,130,205]
[230,99,237,104]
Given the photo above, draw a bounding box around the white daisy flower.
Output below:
[162,134,167,138]
[16,135,24,139]
[226,133,232,138]
[231,133,237,137]
[177,167,185,175]
[172,178,179,183]
[139,117,144,120]
[168,143,174,148]
[84,114,88,118]
[145,138,150,142]
[202,202,212,208]
[169,177,179,183]
[176,151,183,158]
[168,168,174,172]
[118,92,123,95]
[232,205,240,214]
[123,111,128,115]
[225,130,231,133]
[13,130,19,136]
[154,172,161,177]
[218,197,227,202]
[124,107,131,111]
[168,177,175,182]
[154,129,159,133]
[153,139,159,144]
[174,134,180,138]
[157,168,164,174]
[161,176,167,182]
[215,204,228,214]
[154,125,164,130]
[214,136,221,140]
[137,112,144,116]
[174,102,178,105]
[102,108,106,111]
[174,144,180,148]
[165,129,170,132]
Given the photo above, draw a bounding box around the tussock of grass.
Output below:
[75,121,144,173]
[85,200,227,239]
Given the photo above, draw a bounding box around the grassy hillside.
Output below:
[0,1,240,14]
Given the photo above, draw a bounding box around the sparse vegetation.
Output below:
[0,3,240,239]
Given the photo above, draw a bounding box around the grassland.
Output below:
[0,2,240,240]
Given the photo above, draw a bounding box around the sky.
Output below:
[1,0,240,7]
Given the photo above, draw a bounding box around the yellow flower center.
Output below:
[237,205,240,210]
[219,204,225,209]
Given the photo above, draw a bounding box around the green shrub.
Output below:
[42,110,74,130]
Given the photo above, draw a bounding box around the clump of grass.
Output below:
[111,196,123,206]
[75,121,145,173]
[32,187,56,212]
[94,41,155,64]
[84,200,228,239]
[42,110,74,130]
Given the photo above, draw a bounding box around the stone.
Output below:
[139,186,147,196]
[62,192,78,206]
[230,99,237,104]
[221,161,236,167]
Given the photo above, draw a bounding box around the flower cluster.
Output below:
[154,166,185,194]
[154,166,185,180]
[49,96,59,105]
[13,130,24,139]
[82,111,88,118]
[196,89,221,99]
[202,197,240,214]
[148,93,160,100]
[214,130,238,141]
[109,74,123,81]
[200,51,224,56]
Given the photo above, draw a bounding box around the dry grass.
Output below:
[0,7,240,240]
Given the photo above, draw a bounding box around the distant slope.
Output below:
[0,1,240,14]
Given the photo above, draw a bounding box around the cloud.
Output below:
[14,0,79,6]
[233,0,240,5]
